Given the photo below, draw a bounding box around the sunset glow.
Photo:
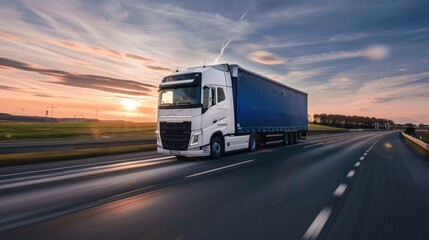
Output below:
[0,1,428,123]
[120,99,140,111]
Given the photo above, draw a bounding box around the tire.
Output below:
[249,134,259,152]
[282,132,290,145]
[288,133,294,145]
[210,136,223,159]
[296,132,301,143]
[293,132,298,144]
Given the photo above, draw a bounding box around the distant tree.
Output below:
[404,123,415,127]
[404,126,416,135]
[418,123,425,128]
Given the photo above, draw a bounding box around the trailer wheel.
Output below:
[248,134,259,152]
[293,132,298,144]
[210,136,223,159]
[282,133,290,145]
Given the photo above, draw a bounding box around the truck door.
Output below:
[201,85,218,132]
[216,87,228,126]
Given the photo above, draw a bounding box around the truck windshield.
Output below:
[158,86,201,109]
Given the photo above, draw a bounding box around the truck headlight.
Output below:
[190,132,201,146]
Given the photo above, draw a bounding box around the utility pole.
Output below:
[47,105,58,122]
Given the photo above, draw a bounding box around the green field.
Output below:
[308,123,345,131]
[0,122,344,142]
[415,130,429,144]
[0,122,156,142]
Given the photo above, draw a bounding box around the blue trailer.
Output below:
[231,65,308,135]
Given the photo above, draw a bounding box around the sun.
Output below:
[120,98,140,111]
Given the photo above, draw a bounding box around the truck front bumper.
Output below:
[157,146,210,157]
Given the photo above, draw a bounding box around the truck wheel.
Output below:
[296,132,300,143]
[249,134,259,152]
[293,132,298,144]
[210,136,223,159]
[282,133,290,145]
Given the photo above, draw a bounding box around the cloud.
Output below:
[415,93,429,98]
[248,50,286,65]
[145,65,172,73]
[125,53,152,62]
[329,32,369,42]
[369,95,402,103]
[0,85,21,91]
[290,45,390,65]
[0,57,156,96]
[362,45,389,60]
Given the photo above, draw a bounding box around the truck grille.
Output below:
[160,121,191,150]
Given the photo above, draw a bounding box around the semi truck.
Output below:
[156,64,308,159]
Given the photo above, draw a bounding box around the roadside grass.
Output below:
[308,123,345,131]
[0,122,344,142]
[0,122,156,142]
[403,137,429,160]
[415,130,429,144]
[0,144,156,166]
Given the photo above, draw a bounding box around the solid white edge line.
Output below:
[333,183,347,197]
[355,162,361,167]
[302,207,332,240]
[186,160,254,178]
[0,158,176,190]
[303,143,323,148]
[347,170,355,178]
[1,155,172,178]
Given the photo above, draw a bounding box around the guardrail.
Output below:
[401,132,429,151]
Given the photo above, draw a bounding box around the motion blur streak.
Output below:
[1,132,429,240]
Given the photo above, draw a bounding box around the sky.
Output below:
[0,0,428,123]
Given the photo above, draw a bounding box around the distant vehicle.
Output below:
[156,64,308,159]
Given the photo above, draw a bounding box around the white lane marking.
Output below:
[355,162,361,167]
[0,154,166,178]
[302,207,332,240]
[0,157,176,190]
[360,157,365,161]
[333,183,347,197]
[347,170,355,178]
[363,153,367,156]
[303,143,323,148]
[186,160,254,178]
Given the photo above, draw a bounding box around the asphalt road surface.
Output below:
[1,131,428,240]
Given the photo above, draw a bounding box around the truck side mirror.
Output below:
[202,86,211,112]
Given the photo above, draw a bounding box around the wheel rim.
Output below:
[213,142,221,155]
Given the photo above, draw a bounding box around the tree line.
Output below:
[313,113,395,129]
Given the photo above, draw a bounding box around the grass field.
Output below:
[0,122,344,142]
[0,144,156,166]
[308,123,345,131]
[415,130,429,144]
[0,122,156,142]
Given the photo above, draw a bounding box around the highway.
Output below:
[1,131,429,240]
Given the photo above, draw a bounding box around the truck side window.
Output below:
[217,88,225,103]
[211,87,216,106]
[203,86,210,111]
